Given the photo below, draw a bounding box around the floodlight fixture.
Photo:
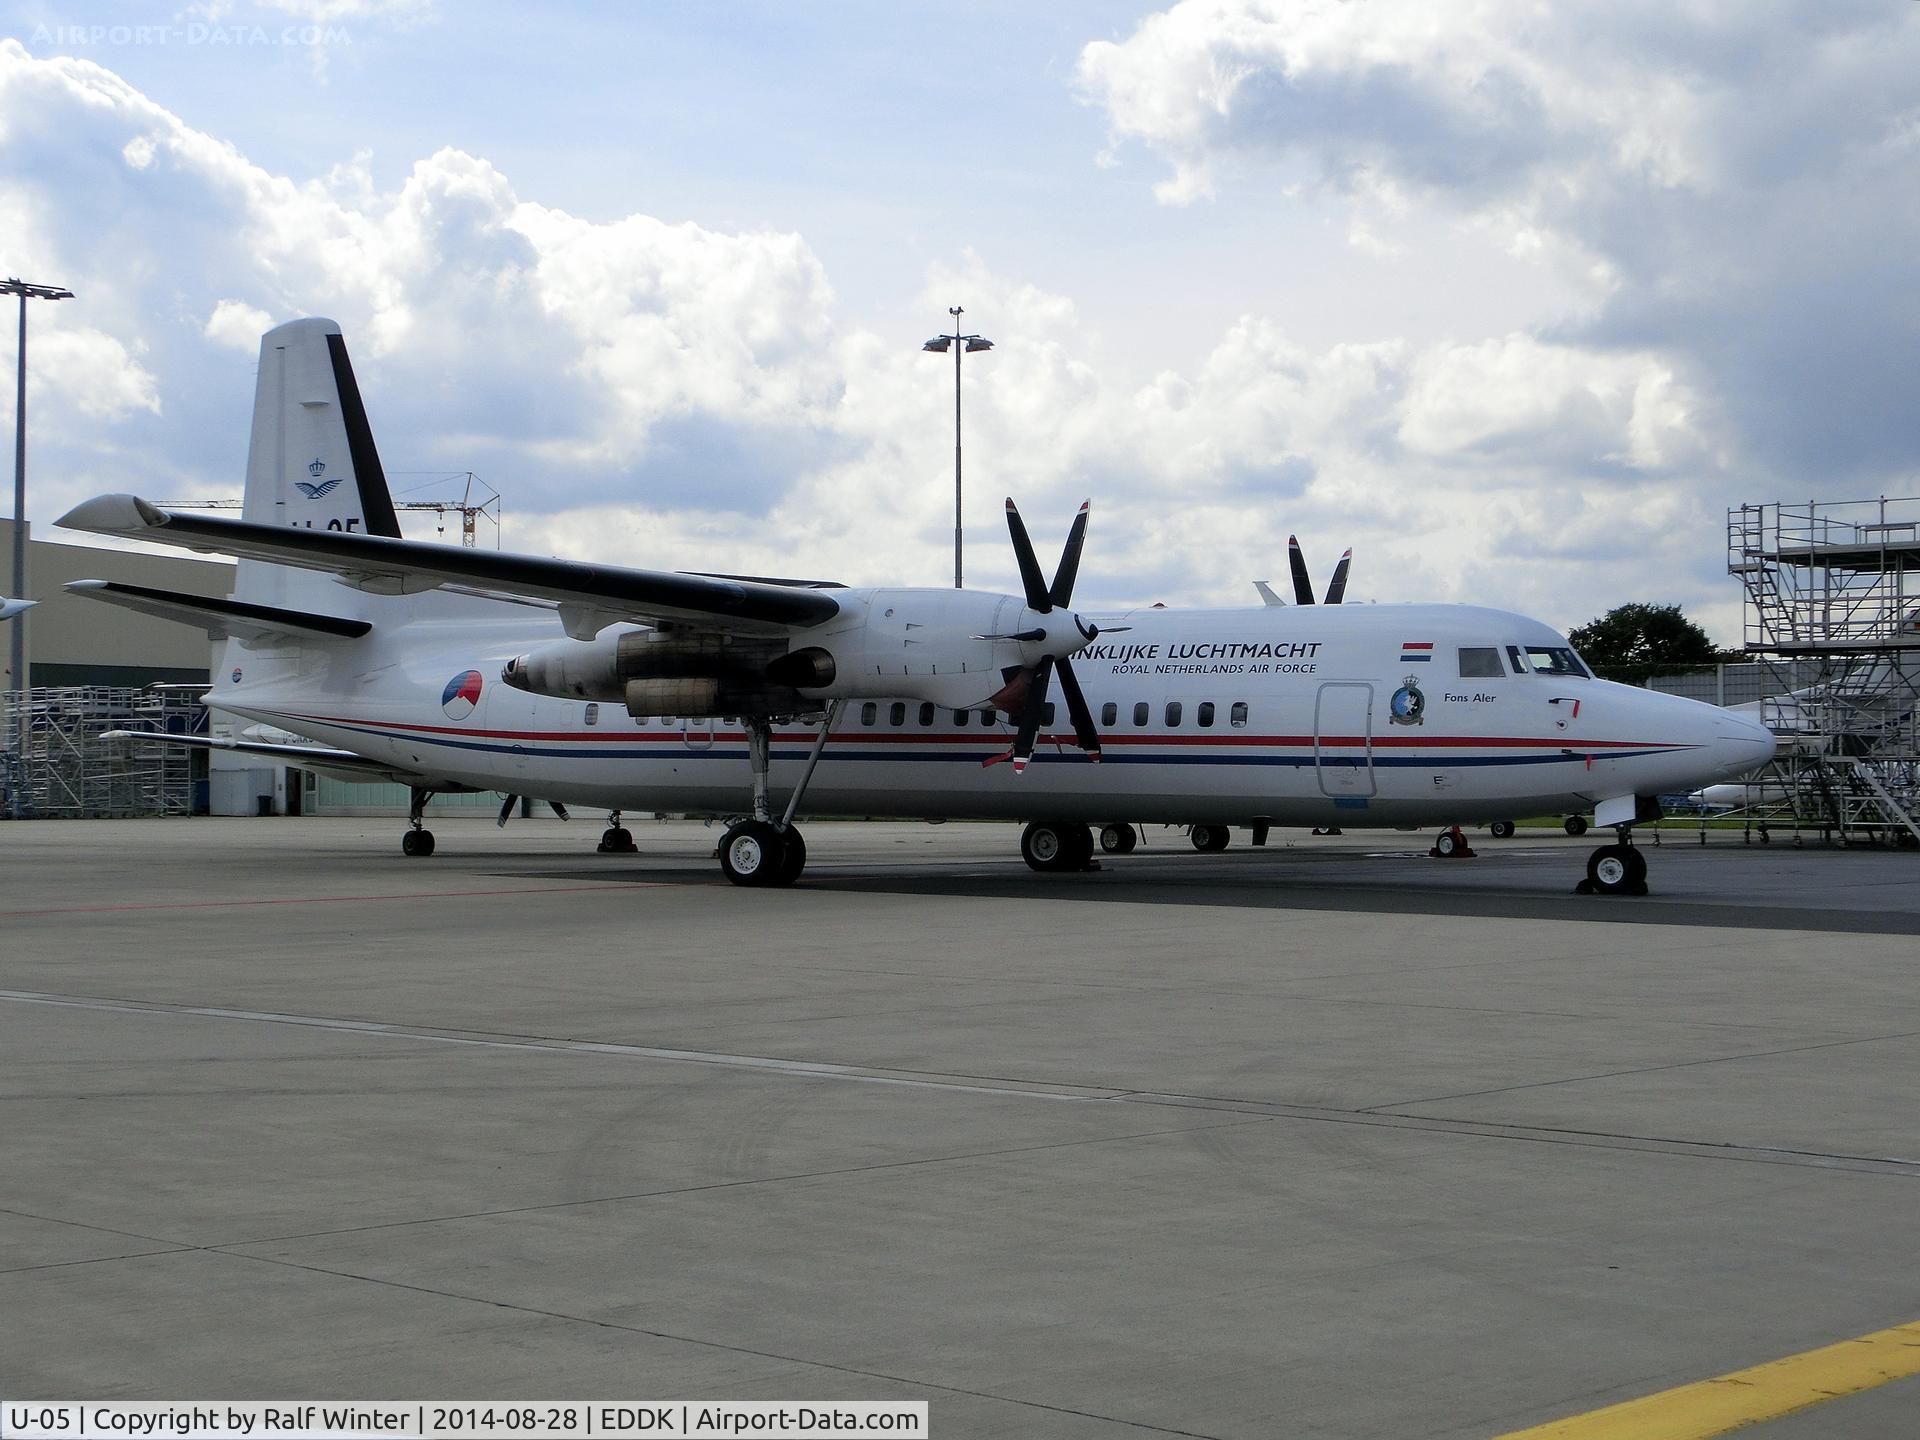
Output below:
[920,305,994,589]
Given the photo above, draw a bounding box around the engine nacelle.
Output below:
[499,587,1104,717]
[789,588,1101,711]
[502,627,808,714]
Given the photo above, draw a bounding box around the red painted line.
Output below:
[279,710,1688,753]
[0,883,660,919]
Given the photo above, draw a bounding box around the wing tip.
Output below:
[57,493,166,535]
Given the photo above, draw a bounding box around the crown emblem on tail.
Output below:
[308,457,326,477]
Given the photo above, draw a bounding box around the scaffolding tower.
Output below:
[1726,497,1920,845]
[0,687,207,818]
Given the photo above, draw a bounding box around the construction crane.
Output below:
[393,472,501,549]
[156,472,502,548]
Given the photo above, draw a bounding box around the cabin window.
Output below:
[953,709,969,727]
[1197,701,1215,728]
[1459,647,1503,678]
[584,703,599,727]
[980,709,995,726]
[889,701,906,727]
[1166,701,1183,727]
[918,702,935,726]
[1230,701,1249,727]
[1133,701,1149,726]
[1101,701,1117,726]
[1042,702,1056,725]
[861,702,878,726]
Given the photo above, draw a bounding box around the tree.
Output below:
[1566,603,1724,683]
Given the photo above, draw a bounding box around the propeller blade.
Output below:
[1288,534,1315,606]
[1010,656,1054,774]
[1324,547,1352,605]
[973,628,1047,642]
[1004,499,1052,612]
[1048,500,1090,609]
[1053,657,1102,759]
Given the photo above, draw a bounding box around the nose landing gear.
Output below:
[1578,830,1649,896]
[597,810,638,853]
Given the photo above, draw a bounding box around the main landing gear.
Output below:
[1577,829,1649,896]
[402,786,436,857]
[715,704,837,888]
[1021,820,1097,872]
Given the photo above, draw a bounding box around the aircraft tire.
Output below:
[772,825,807,885]
[1585,844,1637,895]
[1022,820,1087,872]
[402,829,435,858]
[1489,820,1516,839]
[1190,824,1230,853]
[1434,828,1463,857]
[720,819,786,887]
[597,825,637,854]
[1063,823,1095,869]
[1564,815,1589,837]
[1099,822,1137,855]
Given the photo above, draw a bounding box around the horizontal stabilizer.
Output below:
[66,580,372,643]
[100,729,473,789]
[58,495,842,639]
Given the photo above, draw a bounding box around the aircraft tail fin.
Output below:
[236,319,401,607]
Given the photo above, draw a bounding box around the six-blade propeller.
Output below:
[995,498,1107,773]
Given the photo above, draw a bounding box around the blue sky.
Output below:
[4,1,1919,639]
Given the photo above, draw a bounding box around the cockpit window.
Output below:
[1512,644,1590,678]
[1458,647,1503,678]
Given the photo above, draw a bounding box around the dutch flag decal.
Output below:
[1400,641,1434,663]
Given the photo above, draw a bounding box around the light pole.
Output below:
[4,278,74,819]
[922,307,992,589]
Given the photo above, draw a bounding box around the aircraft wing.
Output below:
[101,729,476,789]
[58,495,843,640]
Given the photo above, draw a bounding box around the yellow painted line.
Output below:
[1492,1318,1920,1439]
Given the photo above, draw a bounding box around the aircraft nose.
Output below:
[1714,714,1777,777]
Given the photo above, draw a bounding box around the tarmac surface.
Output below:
[3,816,1918,1438]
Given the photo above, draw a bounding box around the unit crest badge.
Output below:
[1388,675,1426,726]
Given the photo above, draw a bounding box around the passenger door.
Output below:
[1314,682,1376,797]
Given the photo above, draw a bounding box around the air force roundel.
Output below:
[441,669,484,720]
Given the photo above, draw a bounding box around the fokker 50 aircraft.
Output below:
[59,318,1774,893]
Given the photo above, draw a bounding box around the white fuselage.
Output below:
[211,594,1777,827]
